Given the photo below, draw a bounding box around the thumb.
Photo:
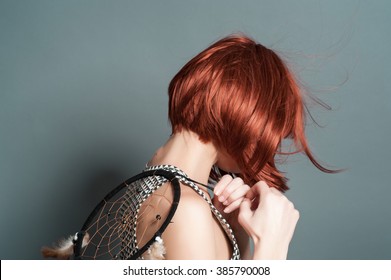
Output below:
[238,198,253,223]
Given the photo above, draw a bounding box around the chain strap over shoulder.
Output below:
[143,164,241,260]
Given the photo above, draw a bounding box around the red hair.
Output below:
[168,34,335,191]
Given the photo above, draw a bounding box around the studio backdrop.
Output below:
[0,0,390,259]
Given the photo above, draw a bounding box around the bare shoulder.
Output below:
[162,183,217,259]
[175,184,214,218]
[137,181,217,259]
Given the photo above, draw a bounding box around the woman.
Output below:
[136,33,334,260]
[43,34,334,260]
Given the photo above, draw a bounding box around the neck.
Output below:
[148,130,218,188]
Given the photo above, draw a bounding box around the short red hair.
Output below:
[168,34,335,191]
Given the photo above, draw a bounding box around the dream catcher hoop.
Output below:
[76,169,182,260]
[42,169,181,260]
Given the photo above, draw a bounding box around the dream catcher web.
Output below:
[71,169,182,260]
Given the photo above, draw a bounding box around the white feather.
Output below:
[143,236,166,260]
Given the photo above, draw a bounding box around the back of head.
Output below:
[168,34,333,191]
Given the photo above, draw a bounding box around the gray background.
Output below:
[0,0,390,260]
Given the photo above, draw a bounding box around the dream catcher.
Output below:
[42,165,240,260]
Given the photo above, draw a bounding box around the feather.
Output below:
[143,236,166,260]
[41,232,90,259]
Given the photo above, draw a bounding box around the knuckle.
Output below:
[279,195,289,204]
[232,177,244,185]
[255,180,267,188]
[280,193,288,200]
[222,174,234,181]
[217,175,233,186]
[294,209,300,219]
[222,188,233,198]
[230,200,241,209]
[253,182,269,195]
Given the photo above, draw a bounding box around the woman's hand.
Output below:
[238,181,300,259]
[212,174,250,233]
[212,174,252,258]
[213,174,250,215]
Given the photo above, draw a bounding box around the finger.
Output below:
[244,181,269,212]
[212,194,225,213]
[214,174,233,196]
[245,186,257,200]
[238,198,253,227]
[270,187,283,197]
[223,198,243,213]
[253,181,270,195]
[222,184,250,206]
[218,177,245,203]
[239,198,253,217]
